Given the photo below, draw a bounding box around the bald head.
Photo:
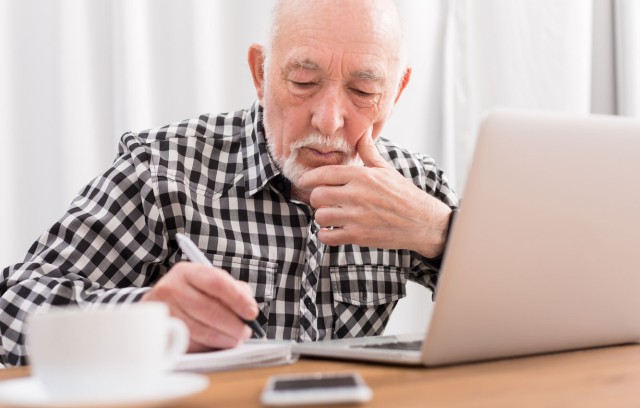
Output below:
[265,0,407,86]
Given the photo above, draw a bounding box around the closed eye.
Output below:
[290,81,318,88]
[351,88,375,98]
[349,88,381,107]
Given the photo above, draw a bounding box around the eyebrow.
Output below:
[350,69,385,84]
[284,58,320,73]
[284,58,386,84]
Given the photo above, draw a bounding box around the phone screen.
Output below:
[273,375,358,391]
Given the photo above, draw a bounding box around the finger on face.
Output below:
[183,263,259,321]
[356,129,389,168]
[309,184,352,209]
[297,165,356,189]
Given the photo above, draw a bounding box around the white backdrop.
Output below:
[615,0,640,117]
[1,0,637,335]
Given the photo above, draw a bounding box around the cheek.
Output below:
[369,94,395,128]
[345,110,386,146]
[280,114,309,156]
[264,97,310,159]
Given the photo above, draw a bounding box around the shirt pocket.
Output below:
[329,265,407,306]
[329,265,407,338]
[205,254,278,322]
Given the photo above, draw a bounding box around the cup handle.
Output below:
[163,317,190,370]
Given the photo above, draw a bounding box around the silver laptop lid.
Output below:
[423,110,640,366]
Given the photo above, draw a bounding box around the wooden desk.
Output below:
[2,345,640,407]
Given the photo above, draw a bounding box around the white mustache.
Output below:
[280,134,362,184]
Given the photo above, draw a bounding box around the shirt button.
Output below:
[304,297,312,307]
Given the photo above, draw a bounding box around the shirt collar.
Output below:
[242,101,284,198]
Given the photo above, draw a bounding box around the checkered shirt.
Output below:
[0,101,459,366]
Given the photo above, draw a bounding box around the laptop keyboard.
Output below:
[351,340,423,351]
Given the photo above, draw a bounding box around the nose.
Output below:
[311,85,345,136]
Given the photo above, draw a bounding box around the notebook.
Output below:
[292,110,640,366]
[174,340,297,372]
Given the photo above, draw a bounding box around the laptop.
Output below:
[292,109,640,366]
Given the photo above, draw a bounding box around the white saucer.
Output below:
[0,372,209,408]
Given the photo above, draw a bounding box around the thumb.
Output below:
[356,129,389,168]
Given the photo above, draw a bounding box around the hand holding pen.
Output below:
[140,233,265,353]
[175,233,266,339]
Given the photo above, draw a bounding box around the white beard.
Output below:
[262,110,363,184]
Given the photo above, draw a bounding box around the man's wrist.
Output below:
[418,207,458,261]
[413,206,451,259]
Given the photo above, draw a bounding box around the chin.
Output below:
[283,158,364,185]
[282,159,313,184]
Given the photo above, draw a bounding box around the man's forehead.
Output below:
[274,0,401,43]
[270,0,406,79]
[282,53,388,83]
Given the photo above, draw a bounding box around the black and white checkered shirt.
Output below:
[0,101,458,366]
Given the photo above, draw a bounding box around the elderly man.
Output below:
[0,0,458,366]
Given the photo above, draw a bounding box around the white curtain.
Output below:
[439,0,640,194]
[444,0,594,192]
[0,0,637,334]
[615,0,640,117]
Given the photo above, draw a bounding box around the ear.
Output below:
[393,67,412,104]
[248,44,267,103]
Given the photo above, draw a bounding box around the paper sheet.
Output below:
[174,340,297,372]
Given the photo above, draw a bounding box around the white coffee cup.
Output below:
[26,302,189,402]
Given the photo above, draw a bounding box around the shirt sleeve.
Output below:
[407,153,460,293]
[0,132,169,367]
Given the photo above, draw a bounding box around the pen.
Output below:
[175,233,266,339]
